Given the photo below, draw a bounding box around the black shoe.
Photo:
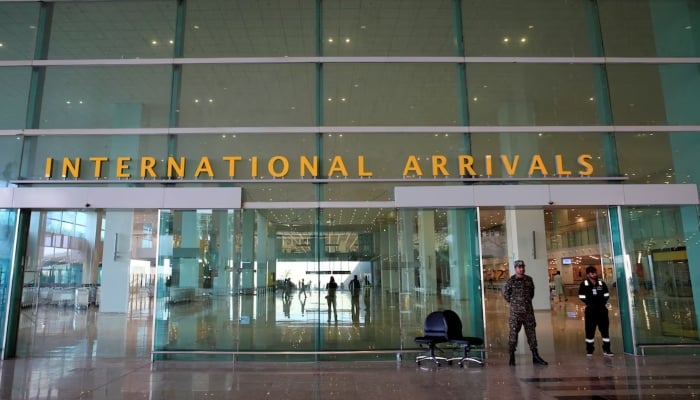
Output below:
[508,352,515,366]
[532,352,548,365]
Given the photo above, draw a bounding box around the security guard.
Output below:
[502,260,548,366]
[578,266,613,356]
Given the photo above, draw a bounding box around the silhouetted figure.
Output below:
[326,276,338,322]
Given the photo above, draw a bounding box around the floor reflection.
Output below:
[16,285,624,358]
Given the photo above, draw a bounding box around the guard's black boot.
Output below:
[508,352,515,366]
[532,351,548,365]
[602,341,614,357]
[586,341,595,356]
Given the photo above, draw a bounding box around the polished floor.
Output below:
[3,288,700,399]
[2,347,700,399]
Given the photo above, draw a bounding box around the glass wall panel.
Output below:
[0,67,31,129]
[621,206,700,346]
[48,1,177,59]
[0,209,17,356]
[669,132,700,188]
[0,136,23,186]
[608,64,700,125]
[20,135,169,180]
[599,0,700,57]
[183,0,315,57]
[155,209,240,354]
[155,207,398,357]
[318,208,395,351]
[0,2,38,60]
[470,133,607,179]
[398,208,483,356]
[323,132,466,179]
[324,0,455,56]
[174,133,317,180]
[462,0,595,57]
[39,66,172,129]
[615,132,675,184]
[16,209,156,358]
[466,64,602,126]
[324,64,460,126]
[178,64,315,127]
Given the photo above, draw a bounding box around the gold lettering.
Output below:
[358,156,373,177]
[458,155,477,177]
[167,157,185,178]
[268,156,289,178]
[41,153,599,180]
[140,157,157,178]
[577,154,594,176]
[485,155,493,176]
[223,156,242,177]
[116,157,131,178]
[89,157,108,178]
[194,156,214,178]
[528,155,548,176]
[555,154,572,176]
[61,157,80,178]
[501,155,519,176]
[251,156,258,177]
[328,155,349,177]
[402,155,423,176]
[300,156,318,177]
[44,157,53,178]
[432,155,449,177]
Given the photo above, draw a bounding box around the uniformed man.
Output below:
[578,266,613,356]
[502,260,548,366]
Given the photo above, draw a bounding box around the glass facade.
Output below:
[621,206,700,346]
[0,0,699,360]
[39,66,172,129]
[0,209,17,357]
[0,67,31,129]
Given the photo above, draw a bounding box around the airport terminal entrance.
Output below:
[5,193,699,359]
[479,207,622,357]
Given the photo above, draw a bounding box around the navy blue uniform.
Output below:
[578,278,611,355]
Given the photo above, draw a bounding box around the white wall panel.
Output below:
[474,185,548,207]
[548,184,625,206]
[394,186,475,207]
[395,184,698,207]
[4,187,241,209]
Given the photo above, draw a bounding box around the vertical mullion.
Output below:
[586,0,619,177]
[168,0,187,158]
[314,0,323,358]
[608,206,636,354]
[453,0,472,155]
[25,2,52,130]
[21,3,53,180]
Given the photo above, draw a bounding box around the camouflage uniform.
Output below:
[502,273,539,353]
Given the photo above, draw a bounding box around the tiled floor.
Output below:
[4,288,700,399]
[2,352,700,399]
